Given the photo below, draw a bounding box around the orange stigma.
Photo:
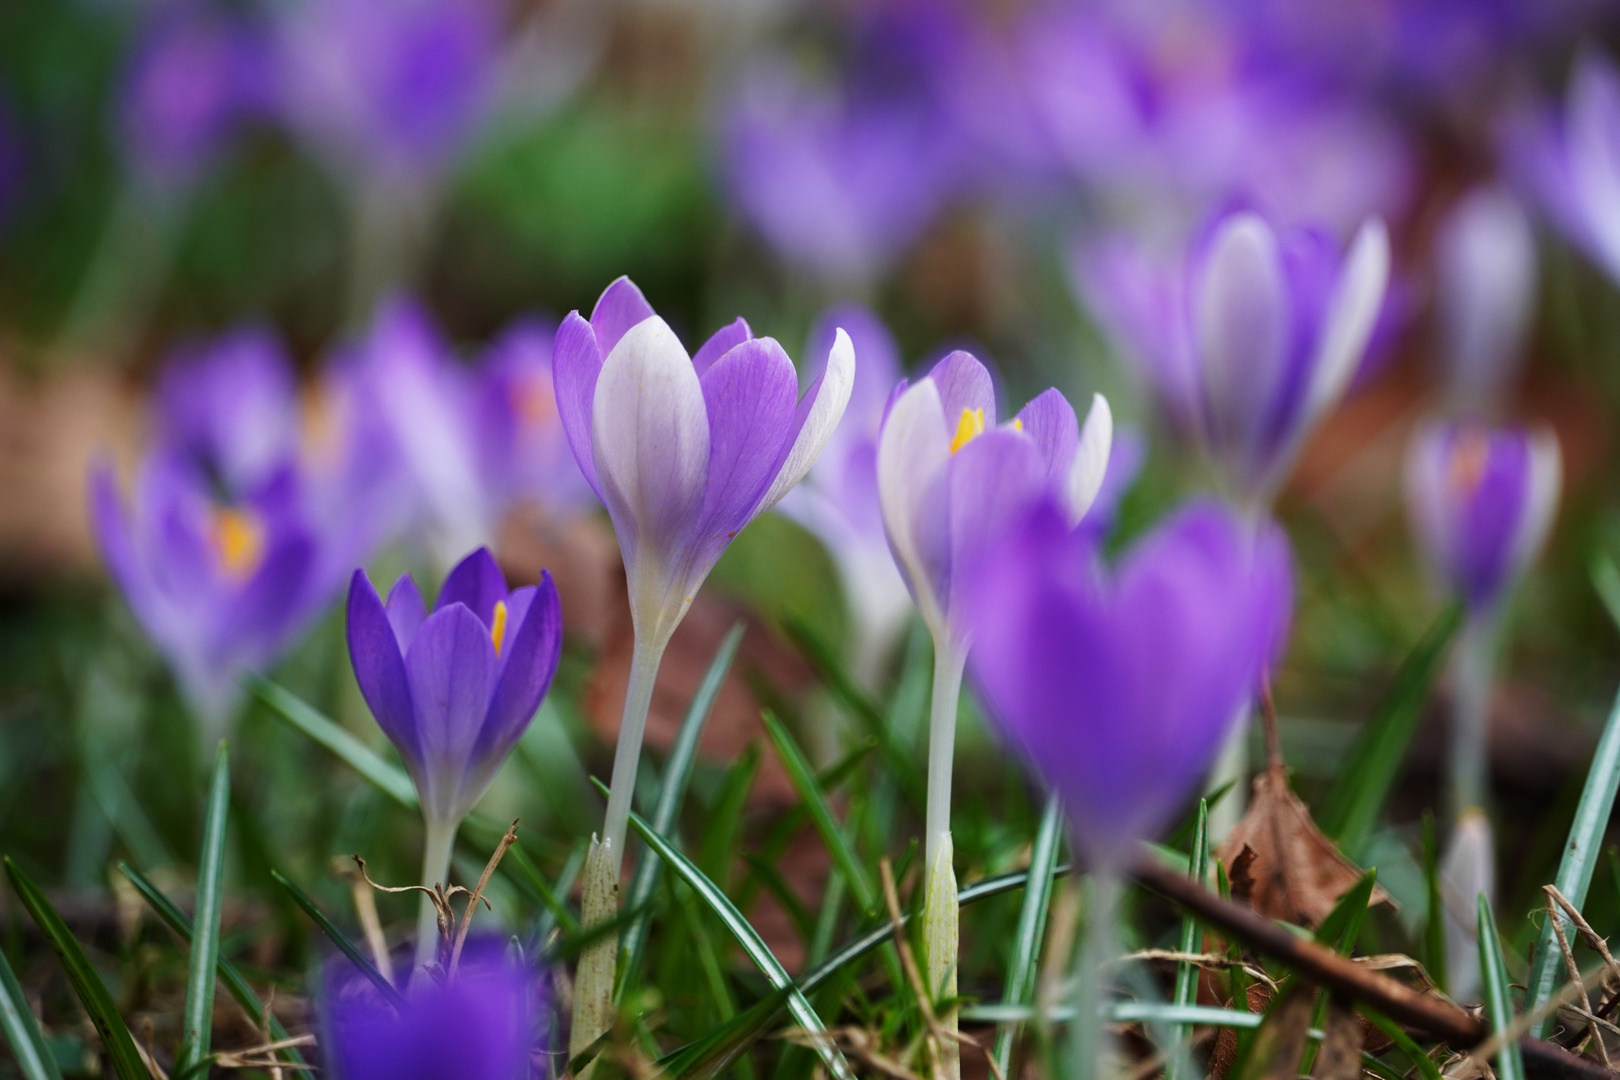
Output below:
[512,375,558,429]
[490,600,509,657]
[949,407,986,453]
[211,507,265,580]
[1447,429,1491,498]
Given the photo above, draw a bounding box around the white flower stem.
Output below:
[923,833,961,1080]
[925,636,967,871]
[1450,615,1496,820]
[602,635,668,858]
[1066,872,1121,1080]
[415,815,458,970]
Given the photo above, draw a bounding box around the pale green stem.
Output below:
[925,636,967,870]
[923,832,961,1080]
[1066,872,1121,1080]
[602,635,669,858]
[415,815,458,970]
[1450,614,1497,820]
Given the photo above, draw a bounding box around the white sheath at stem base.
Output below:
[570,836,620,1076]
[1068,873,1121,1080]
[414,817,457,972]
[923,832,960,1080]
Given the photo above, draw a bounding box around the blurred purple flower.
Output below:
[474,317,596,521]
[121,3,272,189]
[965,498,1292,868]
[1404,420,1560,615]
[323,937,540,1079]
[876,349,1112,649]
[275,0,500,187]
[156,328,298,495]
[347,547,562,830]
[1076,423,1146,546]
[91,455,322,732]
[1433,186,1538,414]
[1077,209,1389,506]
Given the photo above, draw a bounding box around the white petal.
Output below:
[1435,187,1537,410]
[1194,212,1289,451]
[1065,392,1113,525]
[591,316,710,557]
[757,326,857,513]
[876,379,951,634]
[1508,426,1562,584]
[1302,217,1389,428]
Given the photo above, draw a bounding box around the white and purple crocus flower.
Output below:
[1433,186,1538,415]
[551,275,853,1057]
[347,547,563,967]
[1079,208,1390,508]
[1404,419,1560,1001]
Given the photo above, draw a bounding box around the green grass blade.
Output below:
[1526,677,1620,1035]
[658,984,797,1080]
[1165,799,1209,1080]
[619,622,744,1002]
[1421,812,1447,995]
[0,943,63,1080]
[271,869,403,1007]
[698,743,761,889]
[1314,869,1377,954]
[117,863,305,1067]
[1319,605,1462,857]
[176,744,229,1075]
[3,858,149,1080]
[1477,895,1525,1080]
[247,676,417,807]
[993,793,1064,1077]
[1360,1007,1443,1080]
[610,791,855,1080]
[1593,554,1620,629]
[761,711,876,913]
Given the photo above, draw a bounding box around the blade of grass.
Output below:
[761,711,876,913]
[1526,675,1620,1035]
[1421,811,1447,996]
[1301,869,1377,1074]
[0,944,63,1080]
[606,788,855,1080]
[697,743,761,890]
[1319,605,1462,859]
[176,745,229,1075]
[618,622,743,1002]
[117,862,305,1067]
[1477,895,1526,1080]
[658,983,797,1080]
[247,676,417,807]
[1164,799,1209,1080]
[271,869,403,1007]
[1361,1006,1444,1080]
[3,858,150,1080]
[993,793,1064,1078]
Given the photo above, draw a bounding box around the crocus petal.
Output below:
[1435,188,1537,410]
[436,546,506,625]
[478,572,563,768]
[404,602,500,821]
[691,317,753,377]
[1069,393,1113,524]
[552,312,604,497]
[90,466,156,629]
[928,350,996,424]
[945,428,1046,629]
[589,275,657,357]
[223,531,317,662]
[346,570,420,769]
[1014,389,1079,485]
[757,327,857,513]
[1568,51,1620,277]
[384,575,427,651]
[591,316,711,556]
[1507,429,1562,588]
[1299,218,1389,432]
[877,378,952,630]
[1193,212,1289,453]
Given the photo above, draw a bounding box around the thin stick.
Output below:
[338,857,395,985]
[450,819,520,974]
[1550,893,1613,1067]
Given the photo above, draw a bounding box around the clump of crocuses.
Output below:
[347,548,562,967]
[552,275,853,1058]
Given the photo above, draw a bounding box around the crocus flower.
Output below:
[1433,186,1538,414]
[347,547,562,965]
[323,937,539,1078]
[552,275,853,1061]
[1078,209,1390,507]
[966,498,1293,869]
[156,328,300,495]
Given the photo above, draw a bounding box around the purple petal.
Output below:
[346,570,420,769]
[479,572,563,766]
[692,317,753,378]
[589,276,656,357]
[1013,388,1080,490]
[944,428,1046,626]
[926,350,996,425]
[384,575,427,651]
[436,547,506,625]
[404,602,500,821]
[89,465,156,629]
[808,304,901,423]
[552,311,604,498]
[223,530,318,665]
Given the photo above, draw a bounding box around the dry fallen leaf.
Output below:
[1311,999,1365,1080]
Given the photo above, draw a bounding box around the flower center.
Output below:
[512,375,558,430]
[950,408,986,453]
[490,600,509,656]
[211,507,265,580]
[1447,429,1490,499]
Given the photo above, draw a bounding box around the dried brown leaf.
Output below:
[1312,999,1365,1080]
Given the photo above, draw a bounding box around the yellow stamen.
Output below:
[1012,417,1023,431]
[491,600,509,657]
[212,507,265,580]
[949,407,986,453]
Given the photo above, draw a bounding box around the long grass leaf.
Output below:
[1165,799,1209,1080]
[176,745,229,1074]
[993,794,1064,1077]
[1477,895,1525,1080]
[1319,605,1462,857]
[116,863,304,1067]
[619,622,744,1002]
[1526,676,1620,1034]
[658,984,797,1080]
[3,859,149,1080]
[248,676,418,807]
[1421,811,1447,995]
[0,944,63,1080]
[1360,1007,1443,1080]
[271,870,403,1007]
[612,794,855,1080]
[761,711,876,913]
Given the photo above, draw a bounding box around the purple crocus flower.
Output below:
[323,937,539,1079]
[347,547,562,965]
[965,497,1293,869]
[1433,186,1538,414]
[1404,420,1561,616]
[155,328,299,495]
[1078,209,1389,507]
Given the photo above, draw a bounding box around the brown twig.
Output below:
[1550,891,1614,1067]
[449,819,520,975]
[336,857,394,985]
